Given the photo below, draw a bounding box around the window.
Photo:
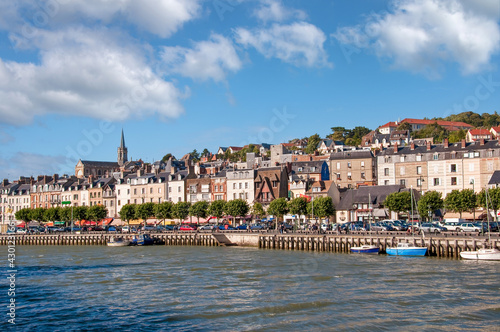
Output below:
[178,186,181,193]
[361,161,365,167]
[239,183,242,189]
[169,187,172,193]
[450,164,457,173]
[361,172,365,179]
[150,188,153,194]
[347,162,351,168]
[158,188,161,194]
[400,167,405,175]
[488,162,494,171]
[384,180,389,185]
[347,172,352,179]
[469,163,474,172]
[141,188,145,194]
[417,178,422,186]
[400,156,405,162]
[118,200,121,206]
[117,190,120,195]
[416,166,422,175]
[433,154,439,160]
[233,183,236,189]
[272,181,278,187]
[336,162,340,170]
[134,189,137,195]
[451,177,457,185]
[127,189,130,195]
[400,179,406,186]
[384,168,389,176]
[233,193,236,199]
[245,182,248,189]
[433,178,440,186]
[488,150,493,157]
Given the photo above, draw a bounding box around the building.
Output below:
[466,129,491,142]
[329,150,376,189]
[254,166,289,205]
[226,168,256,204]
[211,170,227,201]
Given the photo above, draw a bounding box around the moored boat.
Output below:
[130,234,154,246]
[350,245,380,254]
[386,243,427,256]
[460,248,500,261]
[107,236,131,247]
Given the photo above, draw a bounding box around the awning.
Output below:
[98,218,114,226]
[373,209,388,217]
[443,211,485,220]
[17,222,26,227]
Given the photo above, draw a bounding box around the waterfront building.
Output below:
[254,166,289,206]
[466,128,491,142]
[377,139,500,196]
[329,150,376,189]
[226,168,256,205]
[211,170,227,201]
[167,168,190,203]
[186,175,212,203]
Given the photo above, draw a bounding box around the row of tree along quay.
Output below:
[383,188,500,221]
[13,196,335,231]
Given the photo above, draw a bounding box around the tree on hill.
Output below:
[448,129,466,143]
[413,122,448,142]
[201,148,210,157]
[397,122,412,132]
[161,153,174,162]
[190,149,200,161]
[305,134,321,154]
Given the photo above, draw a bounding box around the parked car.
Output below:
[442,221,461,231]
[457,223,481,232]
[217,224,236,230]
[141,225,156,232]
[16,227,27,234]
[198,224,215,231]
[370,222,389,232]
[419,223,446,234]
[237,224,249,230]
[250,224,266,230]
[179,225,197,231]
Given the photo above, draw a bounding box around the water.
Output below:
[2,246,500,331]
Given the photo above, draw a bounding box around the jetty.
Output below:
[1,231,499,259]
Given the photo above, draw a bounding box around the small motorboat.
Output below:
[107,236,131,247]
[350,245,380,254]
[460,248,500,261]
[386,242,427,256]
[130,234,154,246]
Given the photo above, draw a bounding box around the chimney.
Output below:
[170,166,177,175]
[2,179,8,186]
[443,138,449,148]
[410,142,415,150]
[393,142,398,153]
[53,174,58,181]
[426,141,431,151]
[461,139,466,149]
[137,169,144,177]
[480,138,485,146]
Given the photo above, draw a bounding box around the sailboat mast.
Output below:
[486,187,491,243]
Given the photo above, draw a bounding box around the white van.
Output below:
[442,218,466,231]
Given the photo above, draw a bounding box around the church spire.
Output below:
[118,129,128,166]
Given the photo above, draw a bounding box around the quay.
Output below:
[1,232,499,259]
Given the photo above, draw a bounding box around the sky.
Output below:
[1,0,500,181]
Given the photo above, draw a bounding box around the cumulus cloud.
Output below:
[235,22,331,68]
[0,28,187,125]
[1,0,202,38]
[160,34,242,82]
[334,0,500,76]
[254,0,307,22]
[0,152,67,180]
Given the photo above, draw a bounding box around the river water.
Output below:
[2,245,500,331]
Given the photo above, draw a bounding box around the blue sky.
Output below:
[1,0,500,180]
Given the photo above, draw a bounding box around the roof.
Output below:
[379,139,500,156]
[401,118,472,128]
[337,185,403,210]
[80,160,119,167]
[330,150,373,160]
[468,128,491,135]
[488,171,500,185]
[379,122,398,128]
[491,127,500,133]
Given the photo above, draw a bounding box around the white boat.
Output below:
[460,248,500,260]
[350,245,380,254]
[107,236,131,247]
[386,242,428,256]
[460,188,500,261]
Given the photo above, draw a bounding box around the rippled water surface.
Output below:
[3,245,500,331]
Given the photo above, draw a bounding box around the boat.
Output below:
[130,234,154,246]
[107,236,131,247]
[460,248,500,260]
[460,188,500,260]
[351,193,380,254]
[385,187,428,256]
[386,242,428,256]
[350,245,380,254]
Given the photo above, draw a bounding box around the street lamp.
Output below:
[470,179,476,223]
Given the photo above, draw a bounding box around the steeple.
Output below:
[118,129,128,166]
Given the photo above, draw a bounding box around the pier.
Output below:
[1,232,499,259]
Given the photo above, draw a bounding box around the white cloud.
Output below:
[0,28,187,125]
[334,0,500,76]
[160,34,242,82]
[235,22,331,68]
[254,0,307,23]
[1,0,202,38]
[0,152,67,180]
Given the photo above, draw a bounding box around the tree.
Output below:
[444,189,476,218]
[397,122,412,132]
[288,197,308,230]
[15,208,31,223]
[329,127,348,141]
[268,197,289,230]
[477,188,500,221]
[119,204,136,227]
[135,202,155,225]
[305,133,321,154]
[154,202,174,226]
[87,205,108,222]
[208,200,226,223]
[190,149,200,161]
[44,207,61,222]
[417,191,443,221]
[73,206,89,222]
[384,192,411,216]
[173,202,191,222]
[448,129,466,143]
[224,199,249,225]
[201,148,210,157]
[161,153,174,162]
[189,201,209,222]
[307,196,335,220]
[59,207,72,225]
[29,207,46,223]
[251,202,266,220]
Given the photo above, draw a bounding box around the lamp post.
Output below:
[470,179,476,223]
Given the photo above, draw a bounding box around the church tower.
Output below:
[118,129,128,166]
